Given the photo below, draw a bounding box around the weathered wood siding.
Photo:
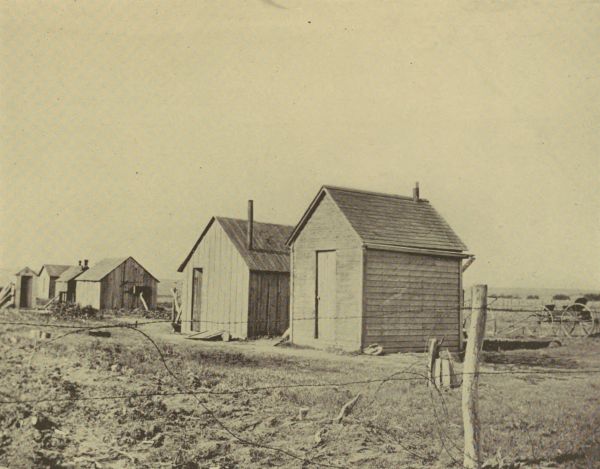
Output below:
[248,271,289,337]
[181,221,250,338]
[290,194,364,351]
[76,282,101,309]
[99,258,158,309]
[363,249,461,353]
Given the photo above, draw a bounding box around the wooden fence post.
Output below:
[427,338,440,388]
[462,284,487,469]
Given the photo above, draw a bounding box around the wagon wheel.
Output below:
[561,303,595,337]
[559,310,576,337]
[543,307,561,337]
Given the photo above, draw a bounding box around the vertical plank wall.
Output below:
[291,195,364,351]
[363,249,461,352]
[247,271,289,337]
[180,221,250,338]
[100,258,158,309]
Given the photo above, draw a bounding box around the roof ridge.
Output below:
[215,215,294,228]
[323,185,430,202]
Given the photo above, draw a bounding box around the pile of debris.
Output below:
[46,302,100,320]
[112,307,171,320]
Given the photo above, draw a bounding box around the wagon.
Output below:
[478,297,600,339]
[536,298,599,337]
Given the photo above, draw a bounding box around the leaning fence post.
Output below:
[462,284,487,469]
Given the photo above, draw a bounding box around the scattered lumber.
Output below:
[362,343,383,355]
[0,283,15,308]
[185,330,227,341]
[273,327,290,346]
[171,288,182,326]
[88,330,111,338]
[334,393,362,424]
[139,292,149,312]
[43,294,60,309]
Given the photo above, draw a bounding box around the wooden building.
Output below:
[56,260,89,303]
[14,267,38,309]
[177,202,293,338]
[287,185,469,353]
[75,257,158,310]
[38,264,71,301]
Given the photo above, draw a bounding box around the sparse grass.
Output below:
[0,309,599,468]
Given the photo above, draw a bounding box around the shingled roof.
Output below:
[15,267,38,276]
[178,217,294,273]
[76,257,159,282]
[287,186,467,253]
[76,258,128,282]
[56,265,86,283]
[39,265,72,277]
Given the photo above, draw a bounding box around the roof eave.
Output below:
[177,217,217,272]
[286,187,326,246]
[363,242,471,258]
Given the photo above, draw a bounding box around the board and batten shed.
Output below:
[75,257,158,310]
[287,185,470,353]
[177,202,293,338]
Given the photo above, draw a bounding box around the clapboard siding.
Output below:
[181,221,249,338]
[363,249,461,353]
[248,271,289,337]
[290,194,363,351]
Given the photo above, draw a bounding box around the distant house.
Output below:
[287,185,469,353]
[38,264,71,300]
[177,201,293,338]
[14,267,38,309]
[75,257,158,310]
[56,260,89,303]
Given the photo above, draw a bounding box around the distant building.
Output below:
[287,185,469,353]
[38,264,71,300]
[75,257,158,310]
[14,267,38,309]
[56,260,89,303]
[177,201,293,338]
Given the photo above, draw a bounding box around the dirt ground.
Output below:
[0,309,599,468]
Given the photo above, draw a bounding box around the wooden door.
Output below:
[20,276,32,308]
[316,251,336,340]
[49,276,57,298]
[191,268,203,332]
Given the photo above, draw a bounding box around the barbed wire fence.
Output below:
[0,286,599,467]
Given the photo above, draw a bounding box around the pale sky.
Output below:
[1,1,599,289]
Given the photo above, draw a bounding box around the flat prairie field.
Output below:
[0,309,598,468]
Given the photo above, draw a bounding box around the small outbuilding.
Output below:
[56,260,89,303]
[38,264,71,301]
[287,185,469,353]
[14,267,39,309]
[75,257,158,310]
[177,202,293,338]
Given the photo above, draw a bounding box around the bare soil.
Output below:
[0,309,599,468]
